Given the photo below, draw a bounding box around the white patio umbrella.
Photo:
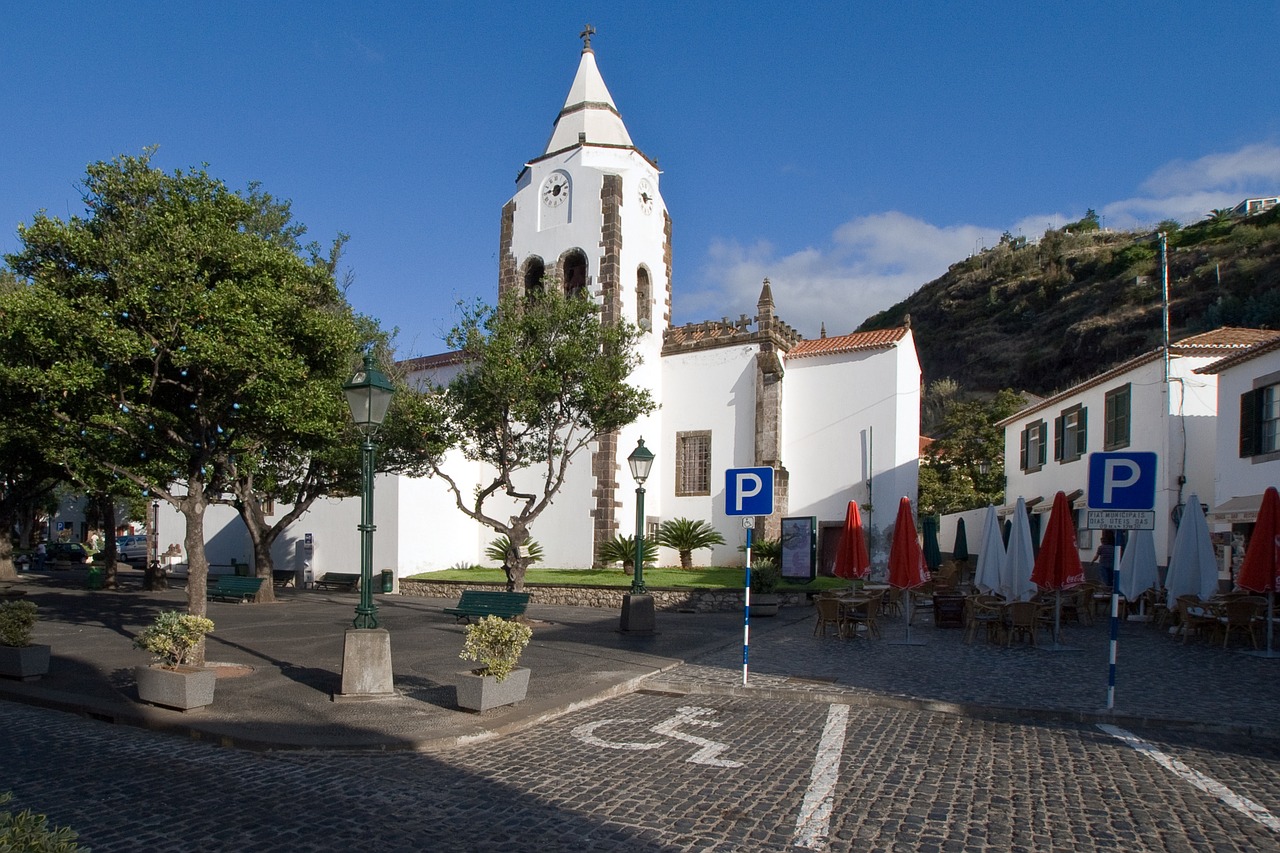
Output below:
[1001,497,1039,602]
[974,505,1006,595]
[1118,528,1158,603]
[1164,495,1220,608]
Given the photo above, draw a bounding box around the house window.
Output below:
[1241,383,1280,457]
[1104,384,1131,450]
[1054,404,1088,463]
[1019,420,1047,472]
[676,431,711,496]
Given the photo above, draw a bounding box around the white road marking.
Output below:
[792,704,850,850]
[570,706,742,766]
[1099,723,1280,833]
[650,706,743,768]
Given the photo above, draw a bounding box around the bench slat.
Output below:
[445,590,530,623]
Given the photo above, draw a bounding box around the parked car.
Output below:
[115,534,149,563]
[47,542,91,566]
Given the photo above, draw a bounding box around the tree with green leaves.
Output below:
[427,289,655,591]
[655,518,726,569]
[918,389,1025,515]
[1,152,367,632]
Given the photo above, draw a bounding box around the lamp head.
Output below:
[628,437,655,485]
[343,353,396,435]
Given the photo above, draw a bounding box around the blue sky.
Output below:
[3,3,1278,356]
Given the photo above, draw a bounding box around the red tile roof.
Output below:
[1194,332,1280,374]
[398,350,465,373]
[787,327,909,359]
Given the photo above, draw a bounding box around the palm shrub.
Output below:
[749,537,782,569]
[484,536,544,566]
[459,615,532,682]
[0,791,84,852]
[597,534,658,573]
[656,518,726,569]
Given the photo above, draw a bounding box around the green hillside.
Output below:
[859,206,1280,398]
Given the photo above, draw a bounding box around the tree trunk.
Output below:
[0,536,15,581]
[180,482,210,666]
[251,530,280,603]
[680,549,693,570]
[505,526,531,592]
[100,497,118,589]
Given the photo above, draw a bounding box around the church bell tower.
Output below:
[497,27,669,566]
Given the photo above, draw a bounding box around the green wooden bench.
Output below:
[272,569,296,588]
[443,590,531,624]
[313,572,361,591]
[207,575,264,603]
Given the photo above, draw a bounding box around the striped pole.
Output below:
[743,525,752,686]
[1106,539,1122,710]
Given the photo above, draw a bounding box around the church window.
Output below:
[676,431,712,496]
[563,251,588,299]
[636,267,652,331]
[523,258,545,300]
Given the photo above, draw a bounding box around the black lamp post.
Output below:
[342,353,395,629]
[627,438,655,593]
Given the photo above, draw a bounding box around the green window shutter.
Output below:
[1053,415,1064,461]
[1037,422,1048,466]
[1020,426,1029,470]
[1076,407,1088,456]
[1241,389,1261,457]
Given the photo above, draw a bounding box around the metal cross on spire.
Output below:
[579,24,596,51]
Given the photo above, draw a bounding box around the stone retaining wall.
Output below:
[399,579,808,613]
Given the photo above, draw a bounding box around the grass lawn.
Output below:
[410,567,850,591]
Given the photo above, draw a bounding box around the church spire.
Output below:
[543,30,635,155]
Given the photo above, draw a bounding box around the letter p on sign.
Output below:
[725,467,774,516]
[1087,452,1157,511]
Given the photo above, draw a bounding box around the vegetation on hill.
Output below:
[860,206,1280,399]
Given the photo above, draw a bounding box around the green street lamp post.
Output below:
[619,438,656,634]
[342,353,395,630]
[627,438,655,594]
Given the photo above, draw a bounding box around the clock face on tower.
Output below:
[542,172,570,207]
[638,178,654,215]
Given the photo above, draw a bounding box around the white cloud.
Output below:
[678,142,1280,339]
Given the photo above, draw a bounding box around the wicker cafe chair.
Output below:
[1175,596,1216,644]
[1219,597,1265,649]
[814,598,846,638]
[1004,601,1043,647]
[844,593,883,639]
[964,595,1005,644]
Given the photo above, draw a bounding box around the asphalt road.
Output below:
[5,692,1280,851]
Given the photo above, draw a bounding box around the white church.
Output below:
[167,33,922,579]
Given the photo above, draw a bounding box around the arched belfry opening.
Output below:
[523,257,546,300]
[562,250,589,299]
[636,266,652,330]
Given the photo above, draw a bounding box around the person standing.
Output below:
[35,541,46,571]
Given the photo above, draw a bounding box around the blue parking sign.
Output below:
[725,467,774,516]
[1087,452,1157,511]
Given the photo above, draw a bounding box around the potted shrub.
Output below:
[132,610,216,710]
[749,562,783,617]
[0,600,50,681]
[456,615,532,711]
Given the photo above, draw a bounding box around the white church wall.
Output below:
[660,343,760,567]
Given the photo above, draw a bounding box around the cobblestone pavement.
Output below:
[6,691,1280,851]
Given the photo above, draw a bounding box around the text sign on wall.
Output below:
[1087,452,1158,511]
[725,467,774,516]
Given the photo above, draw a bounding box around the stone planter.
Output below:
[135,664,217,710]
[0,644,51,681]
[750,594,781,617]
[455,666,530,712]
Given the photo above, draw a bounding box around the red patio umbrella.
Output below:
[1030,491,1085,649]
[887,497,930,645]
[833,501,870,581]
[1237,486,1280,657]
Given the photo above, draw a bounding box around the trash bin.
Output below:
[86,567,104,590]
[380,569,394,593]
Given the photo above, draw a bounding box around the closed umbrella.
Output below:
[922,514,942,573]
[832,501,870,582]
[1237,486,1280,658]
[1117,528,1158,614]
[1164,494,1220,609]
[1002,497,1038,602]
[974,505,1005,595]
[952,518,970,584]
[1031,491,1086,648]
[887,496,930,645]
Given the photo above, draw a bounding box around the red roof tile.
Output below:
[1195,332,1280,374]
[787,327,908,359]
